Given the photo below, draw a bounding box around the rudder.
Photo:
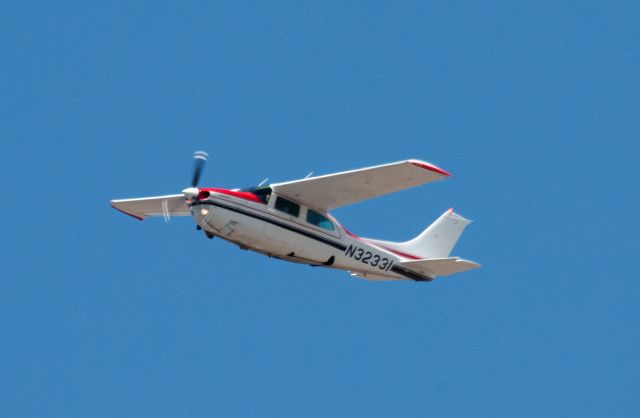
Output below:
[401,209,471,259]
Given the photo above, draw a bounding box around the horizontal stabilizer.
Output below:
[400,257,480,278]
[111,194,190,220]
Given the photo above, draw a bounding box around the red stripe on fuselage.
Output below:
[200,188,265,204]
[342,226,360,239]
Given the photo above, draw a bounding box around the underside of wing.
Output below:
[111,194,190,220]
[271,160,449,211]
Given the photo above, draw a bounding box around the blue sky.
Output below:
[1,1,639,416]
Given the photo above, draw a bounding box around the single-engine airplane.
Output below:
[111,152,480,282]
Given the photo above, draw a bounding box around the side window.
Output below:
[306,209,335,231]
[275,197,300,217]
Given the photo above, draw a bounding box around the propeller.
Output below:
[191,150,209,187]
[183,150,209,202]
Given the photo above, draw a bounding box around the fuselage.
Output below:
[187,187,432,281]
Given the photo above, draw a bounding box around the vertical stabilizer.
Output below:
[401,209,471,259]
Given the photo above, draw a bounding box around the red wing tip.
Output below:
[448,207,454,213]
[111,202,144,221]
[409,160,451,177]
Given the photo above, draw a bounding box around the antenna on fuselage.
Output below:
[304,171,314,179]
[257,178,269,187]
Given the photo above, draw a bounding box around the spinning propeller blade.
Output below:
[191,150,209,187]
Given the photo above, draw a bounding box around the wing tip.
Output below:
[110,201,144,221]
[409,160,451,177]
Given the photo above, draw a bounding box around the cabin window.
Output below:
[306,209,334,231]
[275,197,300,217]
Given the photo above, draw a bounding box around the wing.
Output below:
[270,160,450,211]
[111,194,190,220]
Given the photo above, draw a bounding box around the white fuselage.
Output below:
[188,189,430,281]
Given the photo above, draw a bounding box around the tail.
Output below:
[362,208,474,260]
[363,208,478,279]
[391,208,472,259]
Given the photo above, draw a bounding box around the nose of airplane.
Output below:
[182,187,199,201]
[189,204,215,237]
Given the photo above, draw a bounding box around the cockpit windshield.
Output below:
[240,186,272,203]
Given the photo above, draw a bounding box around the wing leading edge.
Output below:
[271,160,449,211]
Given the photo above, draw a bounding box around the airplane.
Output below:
[111,152,480,282]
